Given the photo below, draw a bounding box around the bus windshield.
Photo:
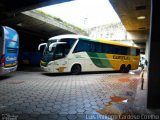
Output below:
[42,38,76,62]
[42,40,56,62]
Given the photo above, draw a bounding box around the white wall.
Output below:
[87,22,136,46]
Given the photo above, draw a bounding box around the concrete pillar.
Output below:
[147,0,160,108]
[145,38,149,61]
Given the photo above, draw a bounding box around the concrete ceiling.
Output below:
[0,0,150,44]
[0,0,73,15]
[0,0,83,38]
[0,12,66,37]
[109,0,150,44]
[0,10,86,38]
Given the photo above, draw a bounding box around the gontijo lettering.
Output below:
[113,55,130,60]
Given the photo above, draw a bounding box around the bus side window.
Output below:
[95,43,102,53]
[68,39,76,48]
[61,38,76,49]
[102,44,106,53]
[111,45,116,54]
[121,47,128,55]
[136,49,140,56]
[130,48,136,56]
[102,44,111,53]
[90,42,95,52]
[115,46,121,54]
[74,40,90,53]
[127,48,130,55]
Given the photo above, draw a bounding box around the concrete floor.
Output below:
[0,68,159,120]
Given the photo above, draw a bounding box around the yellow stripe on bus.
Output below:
[106,54,140,70]
[97,39,139,48]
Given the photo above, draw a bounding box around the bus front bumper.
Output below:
[41,65,67,73]
[41,65,55,73]
[0,66,17,75]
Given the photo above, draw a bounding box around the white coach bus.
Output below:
[38,34,140,74]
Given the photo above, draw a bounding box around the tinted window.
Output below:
[73,39,138,56]
[60,38,76,49]
[121,47,126,54]
[121,46,129,55]
[102,44,131,55]
[113,46,121,54]
[130,48,136,56]
[60,38,76,54]
[94,42,102,53]
[90,42,95,52]
[102,44,112,53]
[136,49,140,56]
[74,40,91,52]
[54,44,67,59]
[74,40,104,53]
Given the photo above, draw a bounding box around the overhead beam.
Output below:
[0,0,73,13]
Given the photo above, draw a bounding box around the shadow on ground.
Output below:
[42,71,119,77]
[0,75,12,81]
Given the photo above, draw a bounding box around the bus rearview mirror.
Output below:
[49,42,66,51]
[38,43,46,51]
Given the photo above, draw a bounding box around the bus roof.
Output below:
[95,38,139,48]
[48,34,140,49]
[48,34,89,40]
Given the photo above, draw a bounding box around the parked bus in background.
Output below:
[0,26,19,75]
[38,34,140,74]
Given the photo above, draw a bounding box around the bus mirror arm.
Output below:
[49,42,66,51]
[38,43,46,51]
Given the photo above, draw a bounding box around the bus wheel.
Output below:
[125,65,131,73]
[120,64,125,73]
[71,64,81,75]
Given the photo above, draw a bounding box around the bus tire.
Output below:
[125,65,131,73]
[71,64,81,75]
[120,64,125,73]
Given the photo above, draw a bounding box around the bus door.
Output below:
[47,42,68,73]
[3,26,19,68]
[54,43,69,73]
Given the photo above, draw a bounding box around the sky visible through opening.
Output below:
[38,0,121,29]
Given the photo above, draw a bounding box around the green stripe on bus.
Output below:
[79,37,99,42]
[87,52,112,68]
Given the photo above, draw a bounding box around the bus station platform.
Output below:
[0,67,160,120]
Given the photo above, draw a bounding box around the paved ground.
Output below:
[0,68,159,120]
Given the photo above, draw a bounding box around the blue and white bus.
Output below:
[0,26,19,75]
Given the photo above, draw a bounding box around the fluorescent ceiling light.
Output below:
[17,23,22,26]
[137,16,146,20]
